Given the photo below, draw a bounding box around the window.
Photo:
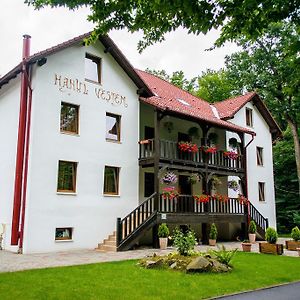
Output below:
[60,102,79,134]
[57,161,77,193]
[257,147,264,166]
[55,228,73,241]
[246,108,253,127]
[104,166,120,195]
[144,126,154,140]
[85,53,101,83]
[144,173,154,197]
[106,113,121,142]
[258,182,265,202]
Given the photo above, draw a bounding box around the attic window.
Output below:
[85,53,101,83]
[177,98,190,106]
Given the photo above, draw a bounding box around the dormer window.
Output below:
[246,108,253,127]
[85,53,101,83]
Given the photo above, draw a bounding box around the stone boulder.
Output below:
[186,257,211,273]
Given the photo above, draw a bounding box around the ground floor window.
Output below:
[55,228,73,240]
[103,166,120,195]
[57,160,77,193]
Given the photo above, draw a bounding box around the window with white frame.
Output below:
[103,166,120,195]
[258,182,265,202]
[55,227,73,241]
[257,147,264,166]
[60,102,79,134]
[57,160,77,193]
[85,53,101,83]
[246,108,253,127]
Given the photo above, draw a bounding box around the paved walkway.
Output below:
[214,281,300,300]
[0,238,298,273]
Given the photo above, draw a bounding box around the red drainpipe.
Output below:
[11,34,31,246]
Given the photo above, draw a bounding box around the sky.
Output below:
[0,0,240,79]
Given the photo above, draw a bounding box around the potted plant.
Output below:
[209,223,218,246]
[248,220,257,243]
[286,226,300,251]
[158,223,169,250]
[241,240,252,252]
[259,227,284,255]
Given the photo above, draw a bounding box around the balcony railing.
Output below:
[139,139,244,171]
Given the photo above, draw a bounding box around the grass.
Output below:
[0,252,300,300]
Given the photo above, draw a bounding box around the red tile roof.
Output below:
[213,92,257,119]
[137,70,255,135]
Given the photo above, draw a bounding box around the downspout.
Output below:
[244,133,255,225]
[18,67,33,253]
[11,35,31,246]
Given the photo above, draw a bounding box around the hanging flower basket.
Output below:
[223,151,239,160]
[189,174,201,185]
[201,146,217,154]
[162,187,178,200]
[193,194,210,203]
[228,180,239,192]
[178,141,198,153]
[161,171,177,185]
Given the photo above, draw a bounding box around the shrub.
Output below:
[265,227,278,244]
[158,223,169,238]
[209,223,218,240]
[291,226,300,241]
[210,245,237,267]
[172,227,197,256]
[248,221,257,234]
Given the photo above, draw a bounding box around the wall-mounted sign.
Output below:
[54,73,128,108]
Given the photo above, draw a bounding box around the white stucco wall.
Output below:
[0,78,21,252]
[19,41,140,253]
[227,102,276,228]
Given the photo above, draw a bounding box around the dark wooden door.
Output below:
[177,175,193,213]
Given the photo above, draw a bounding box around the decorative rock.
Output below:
[170,262,177,269]
[145,258,163,268]
[211,260,231,273]
[186,257,211,272]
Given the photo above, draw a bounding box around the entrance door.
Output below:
[177,175,193,213]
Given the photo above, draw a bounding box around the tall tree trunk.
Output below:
[286,118,300,195]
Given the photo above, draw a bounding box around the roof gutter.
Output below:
[11,35,32,251]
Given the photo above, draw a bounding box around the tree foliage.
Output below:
[26,0,300,51]
[225,21,300,194]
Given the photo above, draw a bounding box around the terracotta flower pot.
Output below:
[209,239,216,246]
[242,242,252,252]
[248,233,256,243]
[159,237,168,250]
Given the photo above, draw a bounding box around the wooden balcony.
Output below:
[139,139,244,174]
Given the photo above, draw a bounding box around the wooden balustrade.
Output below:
[139,139,244,171]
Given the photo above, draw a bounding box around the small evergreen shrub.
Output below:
[158,223,169,238]
[291,226,300,241]
[265,227,278,244]
[248,221,257,234]
[172,227,196,256]
[209,223,218,240]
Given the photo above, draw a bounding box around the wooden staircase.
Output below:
[96,231,117,252]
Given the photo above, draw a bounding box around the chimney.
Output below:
[22,34,31,60]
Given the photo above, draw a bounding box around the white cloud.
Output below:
[0,0,239,79]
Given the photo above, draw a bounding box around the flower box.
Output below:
[242,242,252,252]
[178,141,198,153]
[223,151,239,160]
[201,146,217,154]
[259,242,284,255]
[285,240,300,251]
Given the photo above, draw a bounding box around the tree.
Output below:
[273,129,299,232]
[225,21,300,194]
[195,69,238,103]
[26,0,299,51]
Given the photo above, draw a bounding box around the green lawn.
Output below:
[0,252,300,300]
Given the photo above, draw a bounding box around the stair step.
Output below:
[103,239,116,246]
[96,244,117,252]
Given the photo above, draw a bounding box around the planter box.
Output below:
[285,240,300,251]
[259,242,283,255]
[242,243,252,252]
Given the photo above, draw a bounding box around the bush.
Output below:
[209,223,218,240]
[248,221,257,234]
[210,245,237,267]
[158,223,169,238]
[265,227,278,244]
[172,227,197,256]
[291,226,300,241]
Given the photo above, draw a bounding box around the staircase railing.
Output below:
[248,202,268,238]
[116,193,157,250]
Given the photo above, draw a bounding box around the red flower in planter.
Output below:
[162,186,179,200]
[193,194,210,203]
[223,150,239,160]
[212,194,229,202]
[201,146,217,154]
[238,194,249,205]
[178,141,198,153]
